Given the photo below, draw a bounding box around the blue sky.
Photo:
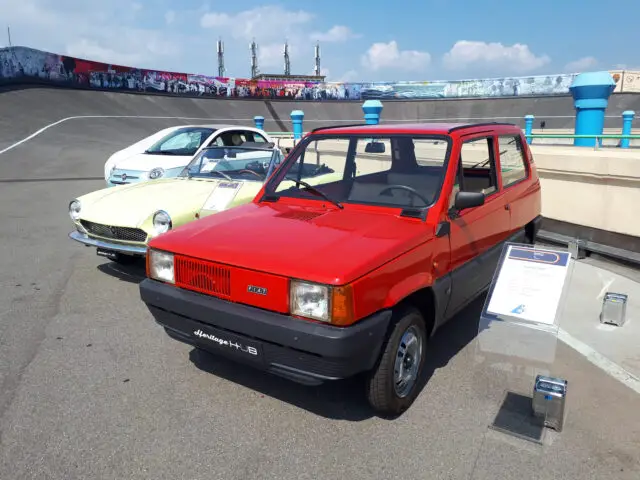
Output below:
[2,0,638,82]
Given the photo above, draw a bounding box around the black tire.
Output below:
[366,306,428,416]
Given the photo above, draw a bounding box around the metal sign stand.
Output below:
[474,242,575,444]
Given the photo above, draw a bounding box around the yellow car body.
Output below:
[68,144,341,262]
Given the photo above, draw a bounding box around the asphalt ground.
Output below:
[0,116,639,480]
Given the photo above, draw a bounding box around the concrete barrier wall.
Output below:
[532,146,640,238]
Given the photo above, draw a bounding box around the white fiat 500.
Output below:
[104,124,273,187]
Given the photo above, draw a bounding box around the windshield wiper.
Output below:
[290,179,343,209]
[209,170,233,181]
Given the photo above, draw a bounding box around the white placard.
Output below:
[486,245,571,326]
[200,160,217,173]
[202,182,240,211]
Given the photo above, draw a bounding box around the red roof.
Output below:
[311,122,520,136]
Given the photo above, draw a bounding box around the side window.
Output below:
[217,131,248,146]
[252,132,268,143]
[458,137,498,196]
[211,136,225,147]
[498,135,528,187]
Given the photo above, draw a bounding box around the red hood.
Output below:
[149,202,435,285]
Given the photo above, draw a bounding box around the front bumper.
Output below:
[69,231,147,256]
[140,278,392,385]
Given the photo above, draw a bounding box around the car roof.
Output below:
[310,122,522,136]
[176,124,258,130]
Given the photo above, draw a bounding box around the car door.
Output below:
[495,133,537,241]
[445,134,510,318]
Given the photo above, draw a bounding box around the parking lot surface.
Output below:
[1,117,639,480]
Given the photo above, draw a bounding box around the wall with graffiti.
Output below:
[0,46,635,101]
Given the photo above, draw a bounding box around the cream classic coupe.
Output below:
[69,142,340,264]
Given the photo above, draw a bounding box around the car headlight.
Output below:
[69,199,81,221]
[290,280,330,322]
[148,249,175,284]
[152,210,172,234]
[149,167,164,180]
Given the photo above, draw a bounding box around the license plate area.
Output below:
[97,248,119,260]
[192,326,263,363]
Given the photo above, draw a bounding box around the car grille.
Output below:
[80,220,147,243]
[174,255,232,299]
[110,171,141,185]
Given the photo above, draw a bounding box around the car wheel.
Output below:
[366,306,427,416]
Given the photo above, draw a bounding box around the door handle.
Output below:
[504,204,511,211]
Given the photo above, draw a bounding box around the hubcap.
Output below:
[393,326,423,398]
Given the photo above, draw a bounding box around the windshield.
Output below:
[265,135,451,209]
[180,146,284,181]
[145,127,216,156]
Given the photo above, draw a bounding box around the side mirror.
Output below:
[453,191,485,211]
[365,141,385,154]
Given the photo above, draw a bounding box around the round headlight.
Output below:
[152,210,172,234]
[69,199,81,221]
[149,167,165,180]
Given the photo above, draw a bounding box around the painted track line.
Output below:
[557,327,640,394]
[0,113,606,157]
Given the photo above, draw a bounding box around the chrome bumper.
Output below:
[69,231,147,256]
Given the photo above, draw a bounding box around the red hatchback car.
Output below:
[139,122,542,416]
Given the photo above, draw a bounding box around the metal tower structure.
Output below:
[314,42,321,77]
[283,40,290,76]
[216,38,225,77]
[250,39,259,78]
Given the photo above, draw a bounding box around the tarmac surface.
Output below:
[0,92,639,479]
[2,86,640,150]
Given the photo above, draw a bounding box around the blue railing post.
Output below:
[362,100,383,125]
[253,115,265,130]
[621,110,635,149]
[524,114,535,144]
[569,72,616,147]
[290,110,304,141]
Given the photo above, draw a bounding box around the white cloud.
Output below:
[200,5,323,74]
[200,13,230,28]
[200,6,313,42]
[443,40,550,73]
[66,38,145,65]
[257,43,286,70]
[336,69,358,82]
[1,0,190,71]
[164,10,176,25]
[564,56,598,72]
[361,41,430,71]
[309,25,359,43]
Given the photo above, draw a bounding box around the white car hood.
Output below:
[114,152,194,172]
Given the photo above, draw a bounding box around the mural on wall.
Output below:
[621,71,640,93]
[1,46,635,101]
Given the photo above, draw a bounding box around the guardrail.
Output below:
[267,132,640,151]
[526,134,640,150]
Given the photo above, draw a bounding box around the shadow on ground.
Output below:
[97,259,146,284]
[189,295,486,421]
